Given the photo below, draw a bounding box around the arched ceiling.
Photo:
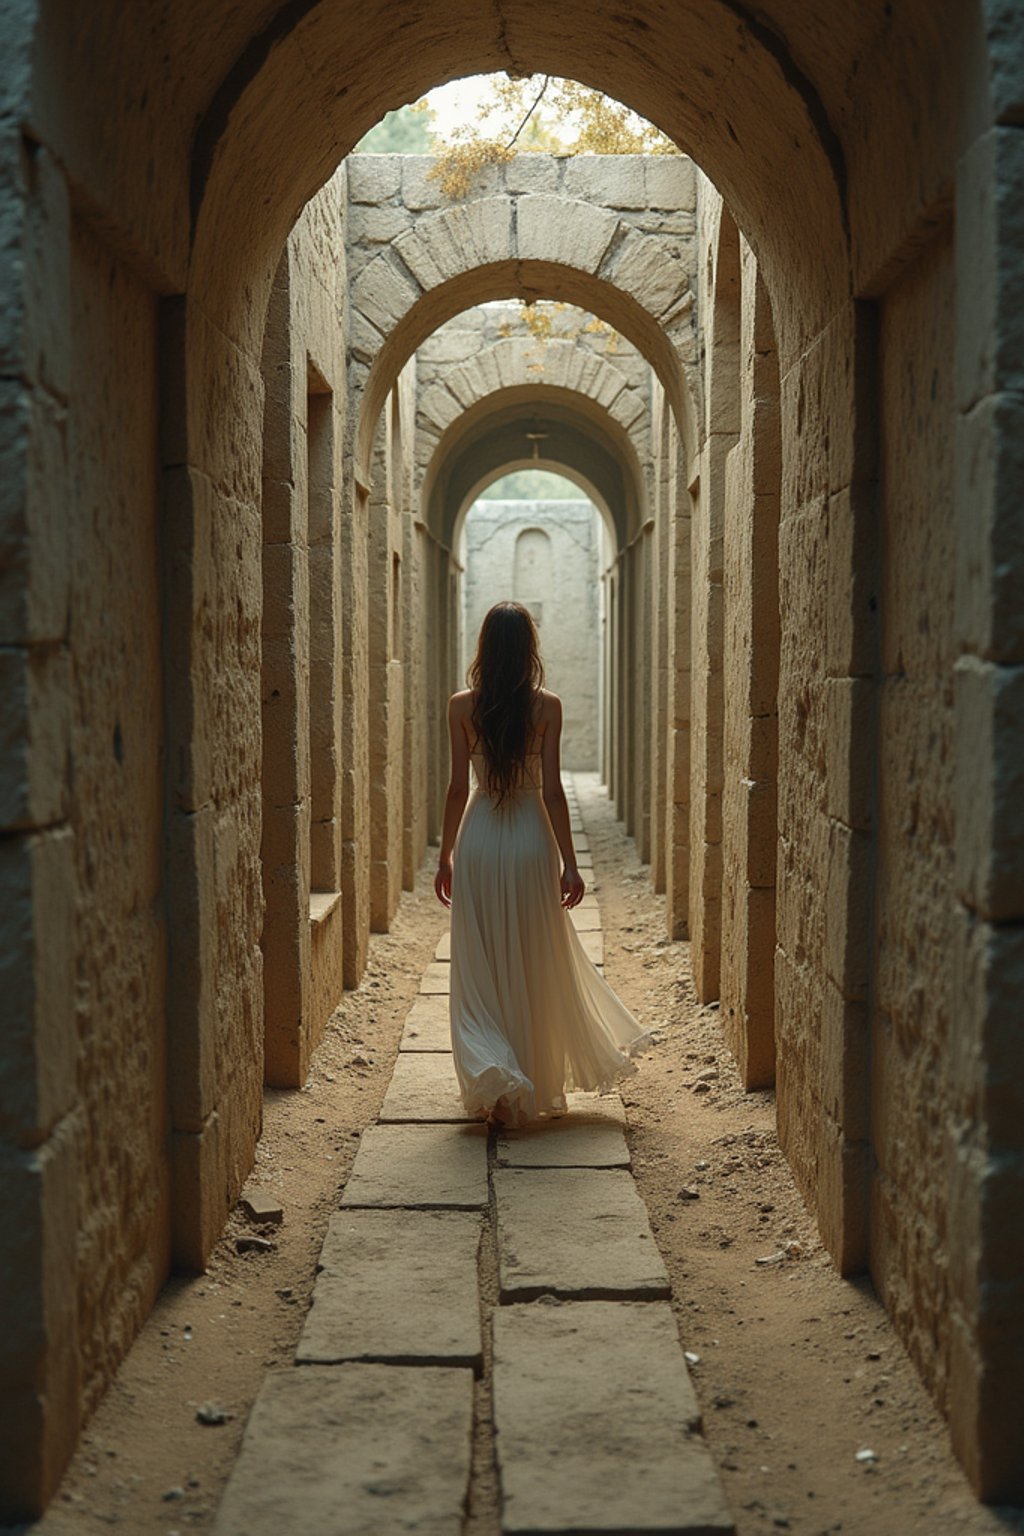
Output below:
[424,390,648,550]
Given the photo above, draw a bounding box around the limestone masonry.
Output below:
[1,1,1022,1517]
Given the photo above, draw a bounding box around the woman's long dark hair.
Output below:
[468,601,545,805]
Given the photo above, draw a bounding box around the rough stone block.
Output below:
[497,1095,629,1168]
[0,827,75,1148]
[435,927,450,960]
[379,1052,472,1122]
[0,1119,80,1521]
[0,644,69,830]
[352,253,419,339]
[296,1209,482,1367]
[400,994,450,1051]
[516,195,618,275]
[492,1301,732,1535]
[955,655,1024,921]
[506,156,562,194]
[646,154,696,211]
[400,157,445,210]
[564,154,647,208]
[346,154,402,204]
[609,229,691,322]
[395,199,513,291]
[341,1123,487,1208]
[956,127,1024,411]
[494,1167,670,1300]
[0,382,69,645]
[824,819,872,1001]
[823,677,873,834]
[211,1364,473,1536]
[956,392,1024,664]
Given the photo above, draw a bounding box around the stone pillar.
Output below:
[341,471,371,986]
[650,386,672,892]
[690,208,739,1001]
[260,250,312,1087]
[665,423,692,940]
[947,121,1024,1501]
[720,247,780,1089]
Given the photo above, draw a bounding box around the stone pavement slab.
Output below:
[492,1302,733,1535]
[400,995,451,1051]
[493,1167,670,1300]
[497,1095,629,1169]
[296,1209,483,1368]
[212,1363,473,1536]
[435,928,451,960]
[569,906,601,931]
[379,1051,473,1122]
[577,929,604,965]
[341,1123,487,1208]
[419,960,451,994]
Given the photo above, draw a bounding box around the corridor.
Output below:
[2,1,1022,1524]
[24,782,1016,1536]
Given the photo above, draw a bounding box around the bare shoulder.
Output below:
[448,689,473,718]
[537,689,563,727]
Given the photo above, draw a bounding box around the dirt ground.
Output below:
[14,775,1024,1536]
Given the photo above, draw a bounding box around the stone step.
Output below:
[341,1122,488,1208]
[297,1209,483,1369]
[496,1095,629,1170]
[419,960,451,995]
[492,1302,734,1536]
[400,995,451,1051]
[212,1364,473,1536]
[493,1167,670,1301]
[379,1052,473,1123]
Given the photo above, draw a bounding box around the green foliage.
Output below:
[478,470,584,501]
[356,102,434,153]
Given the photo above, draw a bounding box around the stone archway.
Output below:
[3,0,1021,1512]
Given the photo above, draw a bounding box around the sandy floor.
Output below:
[14,775,1024,1536]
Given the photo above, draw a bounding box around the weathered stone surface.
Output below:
[341,1123,487,1208]
[577,929,604,966]
[419,960,451,994]
[400,995,451,1051]
[435,927,451,960]
[494,1167,669,1300]
[346,154,402,203]
[492,1302,731,1535]
[212,1364,473,1536]
[569,906,601,931]
[379,1052,472,1122]
[296,1209,482,1367]
[516,195,619,274]
[497,1095,629,1168]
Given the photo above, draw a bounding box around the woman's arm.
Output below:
[435,694,471,907]
[540,695,585,909]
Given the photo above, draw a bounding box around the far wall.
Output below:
[460,498,603,769]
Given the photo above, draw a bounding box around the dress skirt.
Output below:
[449,776,650,1124]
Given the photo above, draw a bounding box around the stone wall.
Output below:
[2,0,1022,1504]
[461,498,603,769]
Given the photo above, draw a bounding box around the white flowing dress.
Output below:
[449,747,650,1124]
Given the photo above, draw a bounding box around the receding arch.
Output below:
[351,190,697,486]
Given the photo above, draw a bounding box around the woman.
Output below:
[434,600,649,1125]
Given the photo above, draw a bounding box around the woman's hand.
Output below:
[560,864,585,909]
[435,857,453,908]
